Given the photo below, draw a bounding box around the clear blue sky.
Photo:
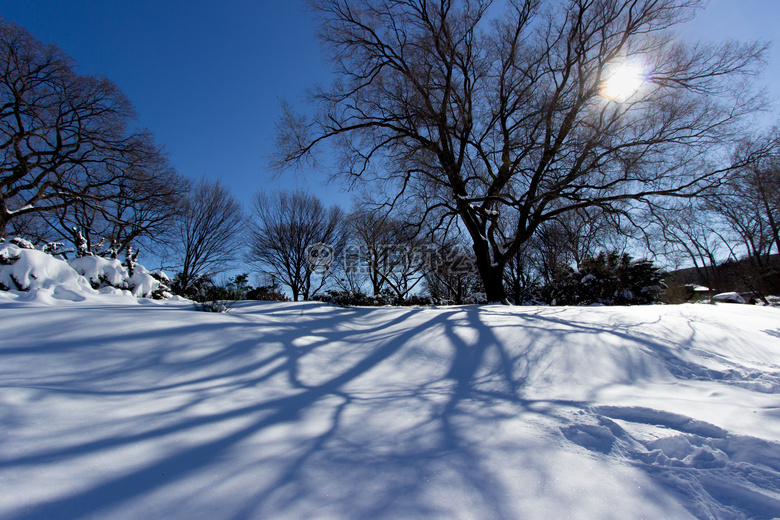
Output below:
[1,0,778,211]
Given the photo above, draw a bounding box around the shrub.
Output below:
[543,252,664,306]
[246,285,290,301]
[314,290,436,307]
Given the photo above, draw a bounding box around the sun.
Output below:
[601,63,645,101]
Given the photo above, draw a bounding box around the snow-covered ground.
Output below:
[1,250,780,519]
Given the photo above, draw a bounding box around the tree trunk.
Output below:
[472,240,508,304]
[483,265,508,304]
[0,203,9,237]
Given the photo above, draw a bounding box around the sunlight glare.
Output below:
[601,64,644,101]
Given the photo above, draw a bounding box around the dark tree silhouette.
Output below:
[344,208,430,300]
[171,177,243,295]
[248,189,343,301]
[18,152,189,257]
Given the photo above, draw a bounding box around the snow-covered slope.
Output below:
[1,293,779,519]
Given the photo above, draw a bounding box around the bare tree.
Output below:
[0,20,168,235]
[18,149,188,257]
[82,154,188,257]
[504,242,540,304]
[713,134,780,262]
[276,0,765,302]
[647,201,729,292]
[556,209,627,270]
[171,177,243,294]
[248,189,343,301]
[344,208,430,300]
[532,222,571,286]
[424,232,483,304]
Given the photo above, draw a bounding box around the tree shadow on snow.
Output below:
[1,302,775,519]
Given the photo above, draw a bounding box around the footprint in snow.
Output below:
[561,405,780,520]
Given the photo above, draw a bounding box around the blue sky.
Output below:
[1,0,778,211]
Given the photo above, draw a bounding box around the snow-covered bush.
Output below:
[170,273,249,313]
[0,242,95,295]
[0,246,20,266]
[10,237,34,250]
[712,292,745,304]
[68,255,128,288]
[196,300,230,313]
[66,254,168,298]
[0,238,169,299]
[200,283,249,312]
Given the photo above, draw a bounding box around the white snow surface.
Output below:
[1,291,780,519]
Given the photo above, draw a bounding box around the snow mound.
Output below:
[127,265,165,298]
[713,292,745,304]
[0,242,165,302]
[67,255,162,298]
[0,243,96,301]
[67,255,127,288]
